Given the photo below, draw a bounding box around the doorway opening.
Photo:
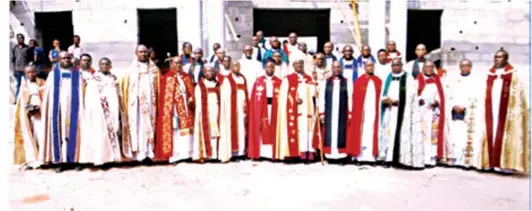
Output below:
[406,10,442,62]
[34,11,74,68]
[137,8,178,69]
[253,9,330,53]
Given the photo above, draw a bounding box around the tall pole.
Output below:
[389,0,407,62]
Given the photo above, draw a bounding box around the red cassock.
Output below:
[154,71,195,161]
[247,75,282,159]
[347,74,382,157]
[225,73,249,152]
[416,73,446,159]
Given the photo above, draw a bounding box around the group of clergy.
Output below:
[12,31,530,174]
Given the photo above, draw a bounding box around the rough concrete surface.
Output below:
[9,162,530,210]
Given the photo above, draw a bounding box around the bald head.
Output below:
[422,60,435,75]
[361,44,371,57]
[415,44,427,58]
[270,36,280,49]
[387,40,397,52]
[298,42,308,52]
[391,58,403,73]
[243,45,253,59]
[59,51,73,69]
[364,60,375,75]
[216,48,226,61]
[293,59,305,74]
[231,60,241,74]
[332,61,343,76]
[136,44,149,62]
[204,65,216,80]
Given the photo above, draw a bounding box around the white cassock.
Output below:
[274,63,290,79]
[375,62,391,82]
[79,72,122,165]
[288,49,314,75]
[341,59,356,89]
[120,60,158,161]
[318,77,353,159]
[355,75,381,162]
[379,71,420,166]
[219,74,248,161]
[252,45,266,63]
[218,66,231,77]
[413,74,450,166]
[239,56,261,94]
[315,66,331,87]
[446,72,485,168]
[192,79,220,161]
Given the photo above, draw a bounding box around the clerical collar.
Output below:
[362,55,371,59]
[391,71,406,77]
[325,54,334,57]
[424,73,434,78]
[102,71,111,76]
[343,57,354,61]
[417,57,426,62]
[460,72,471,77]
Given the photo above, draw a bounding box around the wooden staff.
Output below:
[312,73,325,166]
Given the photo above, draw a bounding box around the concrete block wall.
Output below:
[422,1,530,90]
[10,0,204,78]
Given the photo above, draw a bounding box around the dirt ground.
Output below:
[8,161,530,210]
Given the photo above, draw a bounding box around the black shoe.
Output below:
[55,167,63,173]
[74,166,83,171]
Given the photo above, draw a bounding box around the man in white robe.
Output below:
[39,51,85,172]
[375,49,391,81]
[251,36,266,63]
[356,45,376,76]
[348,60,382,163]
[319,61,352,162]
[13,65,45,169]
[79,53,95,82]
[79,57,122,167]
[413,60,451,167]
[184,48,205,85]
[379,58,420,167]
[446,59,484,168]
[288,42,314,75]
[286,32,299,57]
[239,45,262,94]
[272,51,289,79]
[119,45,159,162]
[406,44,427,80]
[323,42,338,71]
[313,53,331,87]
[192,65,221,162]
[219,61,249,162]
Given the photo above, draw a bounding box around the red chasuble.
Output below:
[416,73,446,159]
[216,72,226,84]
[154,70,195,161]
[197,79,220,157]
[484,64,513,168]
[247,75,282,159]
[284,73,316,157]
[226,74,249,152]
[348,74,382,157]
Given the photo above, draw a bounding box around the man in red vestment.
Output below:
[348,60,383,163]
[482,50,529,173]
[154,56,195,163]
[248,60,282,160]
[192,65,222,162]
[275,59,320,162]
[219,60,249,162]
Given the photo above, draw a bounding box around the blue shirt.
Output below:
[262,48,288,67]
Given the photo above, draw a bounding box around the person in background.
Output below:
[11,33,31,101]
[48,39,61,66]
[148,48,161,68]
[67,35,84,60]
[28,39,47,79]
[209,43,221,63]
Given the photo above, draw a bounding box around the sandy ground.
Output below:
[8,161,530,211]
